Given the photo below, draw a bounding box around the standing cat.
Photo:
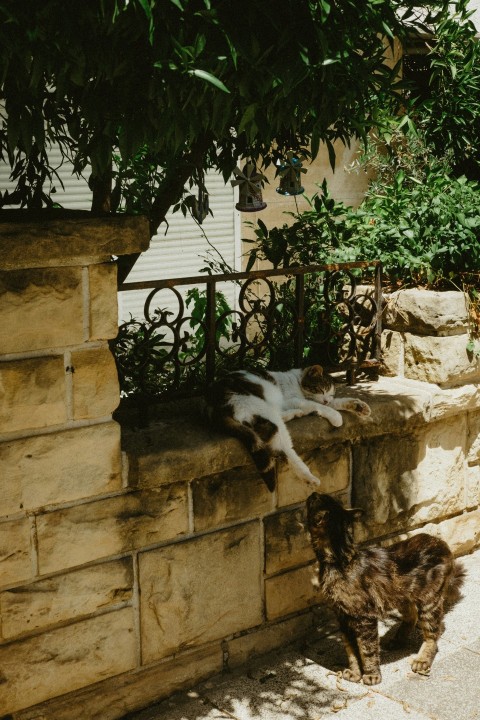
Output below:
[209,365,371,491]
[306,492,465,685]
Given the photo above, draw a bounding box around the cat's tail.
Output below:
[221,414,277,491]
[446,559,467,606]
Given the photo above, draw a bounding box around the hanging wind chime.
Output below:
[276,151,307,196]
[231,162,267,212]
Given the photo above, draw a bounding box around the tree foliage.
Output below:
[0,0,440,231]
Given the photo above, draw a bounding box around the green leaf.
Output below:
[189,69,230,93]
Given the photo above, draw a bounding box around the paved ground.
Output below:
[124,549,480,720]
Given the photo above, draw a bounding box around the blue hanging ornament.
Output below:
[276,152,307,196]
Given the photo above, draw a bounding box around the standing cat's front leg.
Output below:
[337,612,362,683]
[347,616,382,686]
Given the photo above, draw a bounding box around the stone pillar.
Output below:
[0,213,149,715]
[381,289,480,387]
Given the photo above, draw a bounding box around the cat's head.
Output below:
[306,492,362,562]
[300,365,335,402]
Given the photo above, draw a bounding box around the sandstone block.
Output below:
[353,416,467,539]
[381,329,405,377]
[265,563,319,621]
[0,517,32,589]
[384,289,468,336]
[0,422,122,517]
[127,422,249,487]
[88,263,118,340]
[403,333,480,387]
[0,213,150,271]
[0,558,133,641]
[71,346,120,419]
[420,509,480,556]
[12,643,222,720]
[192,465,274,532]
[36,484,188,574]
[466,464,480,509]
[0,356,67,434]
[0,267,84,354]
[227,613,314,669]
[277,443,350,507]
[0,607,136,715]
[466,409,480,466]
[264,506,315,576]
[139,523,262,663]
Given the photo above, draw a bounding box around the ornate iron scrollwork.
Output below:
[114,262,382,399]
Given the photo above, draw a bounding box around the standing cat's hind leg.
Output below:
[411,598,444,674]
[386,601,418,649]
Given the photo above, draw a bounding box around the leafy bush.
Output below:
[247,118,480,290]
[352,113,480,287]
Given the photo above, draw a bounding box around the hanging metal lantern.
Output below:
[276,151,307,196]
[231,162,267,212]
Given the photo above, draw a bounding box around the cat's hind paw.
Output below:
[411,658,432,675]
[341,668,362,684]
[362,672,382,686]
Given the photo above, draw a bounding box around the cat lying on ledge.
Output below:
[306,492,466,685]
[209,365,371,491]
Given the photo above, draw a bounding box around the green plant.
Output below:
[461,281,480,357]
[185,287,233,352]
[244,180,357,270]
[350,121,480,287]
[0,0,436,232]
[112,288,234,396]
[420,0,480,180]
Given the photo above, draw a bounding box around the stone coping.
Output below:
[0,212,150,270]
[121,376,480,487]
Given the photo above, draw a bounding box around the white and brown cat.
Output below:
[209,365,371,490]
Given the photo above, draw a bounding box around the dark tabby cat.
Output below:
[209,365,371,491]
[306,492,465,685]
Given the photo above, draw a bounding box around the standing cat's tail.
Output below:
[446,559,466,606]
[220,414,278,491]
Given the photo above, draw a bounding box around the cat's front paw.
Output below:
[362,672,382,686]
[320,409,343,427]
[341,668,362,684]
[352,400,371,417]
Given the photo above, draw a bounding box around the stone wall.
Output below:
[1,238,480,720]
[0,215,149,718]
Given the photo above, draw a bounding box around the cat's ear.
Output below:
[306,364,324,378]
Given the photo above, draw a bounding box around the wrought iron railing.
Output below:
[114,261,383,400]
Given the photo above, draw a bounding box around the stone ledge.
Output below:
[0,212,150,270]
[121,378,480,487]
